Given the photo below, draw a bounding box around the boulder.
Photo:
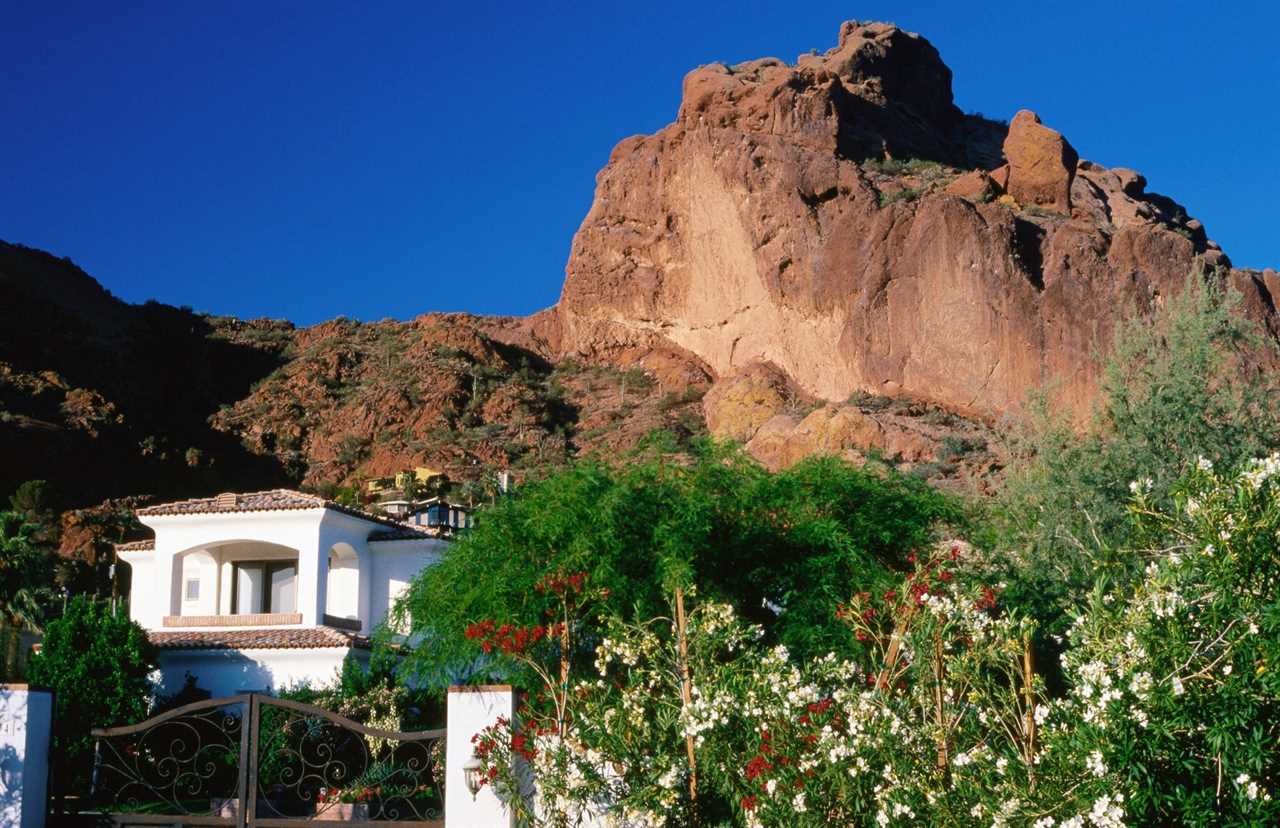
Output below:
[742,414,805,470]
[702,362,792,443]
[744,404,886,470]
[1002,110,1078,213]
[945,169,999,202]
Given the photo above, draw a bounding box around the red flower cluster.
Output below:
[908,575,933,606]
[509,733,537,762]
[744,753,773,780]
[318,785,381,803]
[471,716,507,760]
[535,571,588,596]
[739,705,837,815]
[464,620,564,656]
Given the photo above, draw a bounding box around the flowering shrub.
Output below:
[726,545,1076,827]
[468,456,1280,826]
[1050,455,1280,824]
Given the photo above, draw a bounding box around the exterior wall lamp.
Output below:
[462,753,484,800]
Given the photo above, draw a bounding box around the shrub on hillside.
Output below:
[996,270,1280,635]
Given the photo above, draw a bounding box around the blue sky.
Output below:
[2,1,1276,326]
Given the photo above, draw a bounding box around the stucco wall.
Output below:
[154,647,367,697]
[127,508,446,631]
[445,686,517,828]
[326,546,360,620]
[178,549,219,615]
[369,540,445,632]
[0,685,52,828]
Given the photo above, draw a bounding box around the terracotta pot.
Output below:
[314,802,371,821]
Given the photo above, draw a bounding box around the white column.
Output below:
[0,685,53,828]
[356,547,372,633]
[446,685,518,828]
[298,529,330,626]
[146,547,178,628]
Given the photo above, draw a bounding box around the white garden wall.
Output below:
[0,684,52,828]
[445,685,517,828]
[153,646,366,697]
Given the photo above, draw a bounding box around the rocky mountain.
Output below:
[534,20,1280,442]
[3,20,1276,521]
[0,242,293,506]
[0,242,712,516]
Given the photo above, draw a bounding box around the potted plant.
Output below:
[314,785,374,821]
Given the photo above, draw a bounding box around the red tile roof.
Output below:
[116,539,155,552]
[136,489,407,529]
[148,626,371,651]
[368,526,439,542]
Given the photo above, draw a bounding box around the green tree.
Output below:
[996,271,1280,632]
[8,478,55,521]
[0,512,55,678]
[28,596,156,798]
[391,444,960,689]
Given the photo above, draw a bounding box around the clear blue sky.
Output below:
[2,1,1276,326]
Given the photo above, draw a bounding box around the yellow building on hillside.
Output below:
[365,467,443,494]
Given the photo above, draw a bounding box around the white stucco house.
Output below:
[115,489,448,697]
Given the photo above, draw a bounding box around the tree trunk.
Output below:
[933,631,950,784]
[674,587,699,825]
[1,619,17,681]
[877,601,919,690]
[1023,630,1037,789]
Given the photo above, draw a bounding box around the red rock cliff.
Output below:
[544,21,1276,419]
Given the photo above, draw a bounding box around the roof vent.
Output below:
[214,492,239,510]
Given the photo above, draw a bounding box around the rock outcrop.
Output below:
[543,20,1276,426]
[1002,110,1078,213]
[702,362,793,443]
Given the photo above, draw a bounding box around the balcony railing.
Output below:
[162,612,303,627]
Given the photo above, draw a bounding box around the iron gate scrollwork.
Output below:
[90,694,446,826]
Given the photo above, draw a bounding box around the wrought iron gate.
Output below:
[90,693,446,826]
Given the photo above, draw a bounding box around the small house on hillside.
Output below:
[115,489,447,697]
[404,498,472,533]
[365,466,443,495]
